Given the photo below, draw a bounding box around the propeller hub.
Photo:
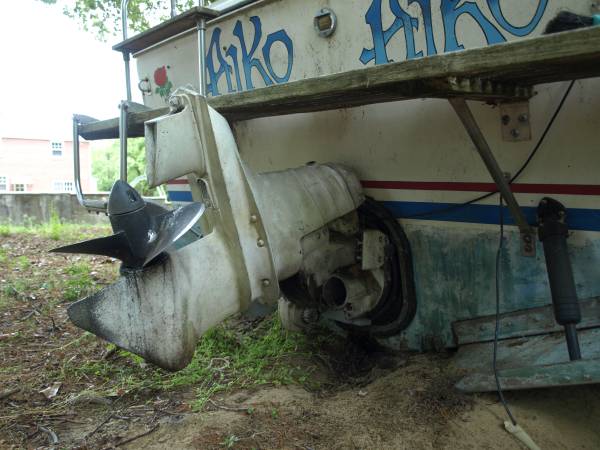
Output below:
[107,180,146,215]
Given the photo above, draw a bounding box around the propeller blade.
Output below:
[145,200,170,217]
[143,202,206,265]
[50,232,137,265]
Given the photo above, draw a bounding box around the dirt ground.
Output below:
[1,231,600,450]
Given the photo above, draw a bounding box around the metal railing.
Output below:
[73,0,209,212]
[72,115,107,212]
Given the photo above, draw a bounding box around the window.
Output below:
[0,176,7,192]
[51,141,63,156]
[13,184,25,192]
[53,181,74,193]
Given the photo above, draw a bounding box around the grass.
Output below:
[0,212,111,242]
[57,315,317,410]
[63,262,94,301]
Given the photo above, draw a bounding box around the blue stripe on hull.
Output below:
[168,191,194,202]
[167,190,600,231]
[383,201,600,232]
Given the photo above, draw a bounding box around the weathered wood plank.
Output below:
[453,297,600,346]
[112,7,219,54]
[80,27,600,141]
[80,108,169,141]
[456,358,600,392]
[453,327,600,372]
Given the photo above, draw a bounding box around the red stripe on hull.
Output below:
[167,179,190,185]
[168,178,600,196]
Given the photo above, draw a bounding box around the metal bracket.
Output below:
[449,98,536,257]
[500,102,531,142]
[521,230,536,257]
[446,77,533,102]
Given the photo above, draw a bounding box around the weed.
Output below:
[63,263,94,301]
[0,224,10,237]
[17,256,30,270]
[2,279,29,298]
[222,434,240,449]
[45,210,63,241]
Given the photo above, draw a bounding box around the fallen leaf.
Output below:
[39,382,62,399]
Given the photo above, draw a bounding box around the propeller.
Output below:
[52,180,205,269]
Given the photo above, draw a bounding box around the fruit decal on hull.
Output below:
[154,65,173,100]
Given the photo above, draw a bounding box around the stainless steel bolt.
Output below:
[169,96,183,111]
[262,279,271,287]
[257,239,265,247]
[250,214,258,223]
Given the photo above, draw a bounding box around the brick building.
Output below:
[0,136,96,194]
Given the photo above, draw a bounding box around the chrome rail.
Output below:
[197,0,208,96]
[120,0,131,182]
[72,115,107,212]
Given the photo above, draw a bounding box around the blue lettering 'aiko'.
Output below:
[207,16,294,96]
[361,0,548,65]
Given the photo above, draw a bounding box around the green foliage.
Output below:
[38,0,211,41]
[64,263,94,301]
[2,279,30,299]
[0,222,111,242]
[43,209,63,240]
[92,139,160,196]
[17,256,31,271]
[59,316,315,409]
[222,434,240,449]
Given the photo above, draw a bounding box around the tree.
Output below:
[38,0,210,40]
[92,138,161,196]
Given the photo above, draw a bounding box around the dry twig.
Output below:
[38,425,59,445]
[0,388,20,400]
[113,424,159,447]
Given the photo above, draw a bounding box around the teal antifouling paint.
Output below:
[594,15,600,26]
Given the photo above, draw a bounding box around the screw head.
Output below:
[518,113,529,123]
[168,96,183,111]
[257,239,265,247]
[250,214,258,223]
[261,279,271,287]
[502,115,511,125]
[510,128,520,138]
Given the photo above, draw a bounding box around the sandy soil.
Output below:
[45,355,600,450]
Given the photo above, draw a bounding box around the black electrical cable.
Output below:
[405,80,576,219]
[493,197,517,426]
